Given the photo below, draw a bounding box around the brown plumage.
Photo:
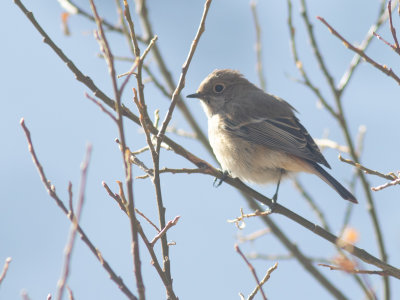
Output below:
[187,69,357,203]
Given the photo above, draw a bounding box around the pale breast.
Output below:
[207,114,312,185]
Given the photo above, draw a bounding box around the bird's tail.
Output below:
[312,163,358,203]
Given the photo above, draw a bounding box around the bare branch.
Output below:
[371,177,400,191]
[156,0,212,149]
[150,216,180,247]
[56,145,92,300]
[20,118,138,300]
[319,264,391,276]
[247,263,278,300]
[339,155,397,181]
[85,92,117,122]
[250,1,266,91]
[0,257,12,286]
[317,16,400,85]
[235,244,267,300]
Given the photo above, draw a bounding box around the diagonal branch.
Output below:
[317,16,400,85]
[20,118,138,300]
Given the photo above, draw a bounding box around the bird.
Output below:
[187,69,357,204]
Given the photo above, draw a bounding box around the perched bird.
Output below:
[187,69,357,204]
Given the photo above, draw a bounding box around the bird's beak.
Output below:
[186,92,202,99]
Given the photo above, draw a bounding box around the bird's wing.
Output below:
[224,115,330,168]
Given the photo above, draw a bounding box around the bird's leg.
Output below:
[213,171,229,187]
[271,169,283,210]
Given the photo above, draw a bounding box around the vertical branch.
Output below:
[235,244,267,300]
[89,1,145,299]
[20,118,138,300]
[338,0,388,92]
[298,1,391,297]
[388,0,400,50]
[121,0,177,289]
[145,0,212,284]
[134,0,214,155]
[156,0,212,145]
[286,0,337,117]
[56,145,92,300]
[250,1,267,91]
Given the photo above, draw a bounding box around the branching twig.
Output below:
[338,0,388,92]
[339,155,397,181]
[136,167,207,179]
[102,182,178,300]
[228,208,272,230]
[57,0,145,41]
[156,0,212,150]
[150,216,180,247]
[56,145,92,300]
[287,0,337,117]
[89,2,145,298]
[16,0,400,287]
[371,177,400,191]
[20,118,137,300]
[134,0,213,155]
[388,0,400,52]
[317,16,400,85]
[235,244,268,300]
[246,263,278,300]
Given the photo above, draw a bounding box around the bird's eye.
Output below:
[213,84,225,93]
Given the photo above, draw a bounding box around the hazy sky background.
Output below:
[2,0,400,299]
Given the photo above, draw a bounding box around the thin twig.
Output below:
[56,145,92,300]
[300,3,391,297]
[247,263,278,300]
[371,177,400,191]
[66,286,74,300]
[150,216,180,247]
[156,0,212,149]
[235,244,267,300]
[319,263,391,276]
[286,0,337,117]
[250,1,266,91]
[20,118,137,300]
[293,178,331,232]
[388,0,400,51]
[89,2,145,298]
[236,228,271,244]
[136,167,207,179]
[85,92,117,122]
[228,208,272,230]
[318,16,400,85]
[68,182,74,217]
[135,209,160,233]
[300,0,337,98]
[0,257,12,286]
[338,0,388,93]
[57,0,145,41]
[134,0,213,155]
[339,155,397,181]
[103,181,178,300]
[16,0,400,283]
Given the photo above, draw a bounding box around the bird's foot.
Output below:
[213,171,229,188]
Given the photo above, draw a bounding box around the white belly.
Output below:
[208,115,287,185]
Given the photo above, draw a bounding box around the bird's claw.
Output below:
[213,171,229,188]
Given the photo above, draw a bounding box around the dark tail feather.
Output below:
[312,163,358,203]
